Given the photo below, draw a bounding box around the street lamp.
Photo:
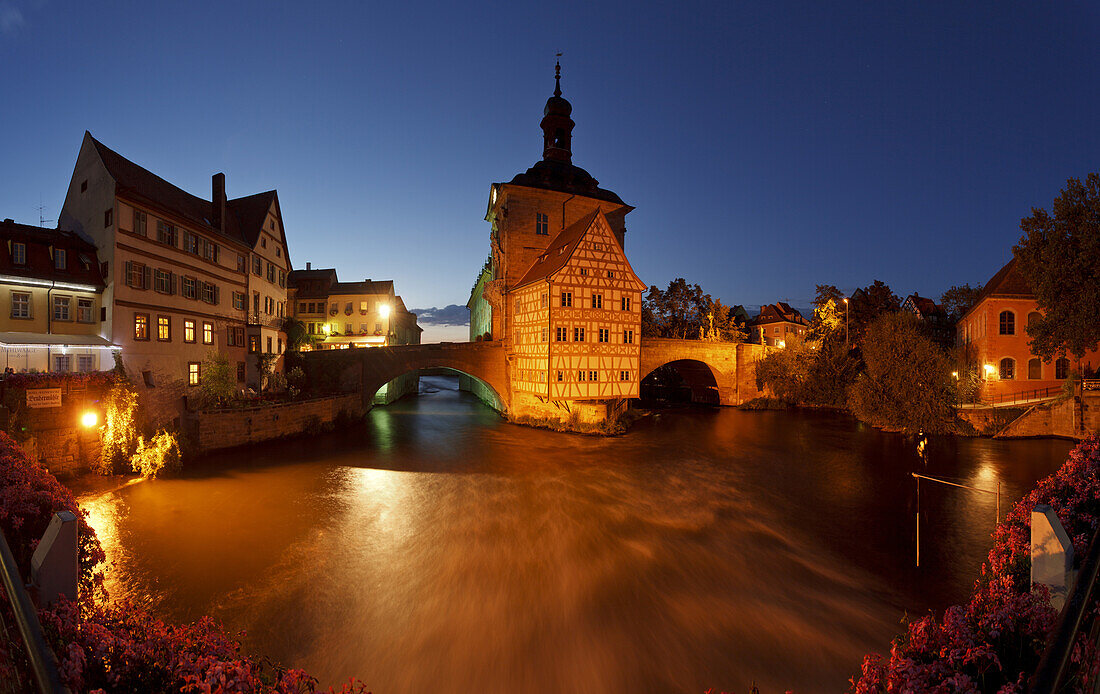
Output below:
[843,297,849,347]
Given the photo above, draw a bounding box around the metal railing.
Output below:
[983,386,1062,407]
[0,529,67,694]
[1084,379,1100,392]
[1030,522,1100,693]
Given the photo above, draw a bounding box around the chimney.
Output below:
[306,262,311,270]
[211,173,226,231]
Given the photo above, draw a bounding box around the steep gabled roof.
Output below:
[752,302,809,326]
[0,219,105,289]
[228,190,277,246]
[87,132,248,247]
[513,209,600,289]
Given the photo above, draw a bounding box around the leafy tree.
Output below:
[1014,173,1100,363]
[813,284,844,311]
[809,298,842,344]
[755,339,814,402]
[641,279,708,339]
[200,352,236,406]
[256,353,279,391]
[282,317,313,352]
[754,335,859,407]
[849,280,900,342]
[848,312,955,433]
[701,297,747,342]
[940,284,983,322]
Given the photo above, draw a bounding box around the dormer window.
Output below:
[54,248,66,270]
[11,242,25,265]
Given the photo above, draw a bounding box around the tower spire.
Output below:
[541,55,574,164]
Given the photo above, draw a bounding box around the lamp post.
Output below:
[843,297,849,347]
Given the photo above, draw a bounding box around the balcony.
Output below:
[247,313,284,329]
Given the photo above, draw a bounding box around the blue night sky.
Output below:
[2,1,1098,318]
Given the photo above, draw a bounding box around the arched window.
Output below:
[1056,357,1070,380]
[1028,358,1041,380]
[999,357,1015,380]
[999,310,1015,335]
[1027,311,1041,327]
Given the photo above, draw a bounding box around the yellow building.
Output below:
[511,210,644,400]
[1,219,119,372]
[288,267,421,349]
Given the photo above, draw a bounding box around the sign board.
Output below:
[26,388,62,409]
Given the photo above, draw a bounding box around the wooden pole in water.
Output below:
[915,476,920,567]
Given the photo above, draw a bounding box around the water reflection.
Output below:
[74,377,1073,693]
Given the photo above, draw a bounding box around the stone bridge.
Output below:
[304,337,767,413]
[639,337,768,406]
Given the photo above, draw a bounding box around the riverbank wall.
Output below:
[0,377,109,475]
[181,393,366,454]
[993,394,1100,439]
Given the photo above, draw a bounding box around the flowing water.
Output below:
[73,376,1074,693]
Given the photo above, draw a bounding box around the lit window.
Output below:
[134,313,149,340]
[188,362,201,386]
[184,319,196,343]
[202,322,214,345]
[157,315,170,341]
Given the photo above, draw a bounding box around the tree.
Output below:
[809,298,842,344]
[940,284,983,322]
[641,279,708,339]
[282,317,312,352]
[848,312,955,433]
[849,280,900,342]
[701,297,747,342]
[1014,173,1100,363]
[813,284,844,311]
[200,352,236,406]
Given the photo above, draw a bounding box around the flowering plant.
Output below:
[850,436,1100,692]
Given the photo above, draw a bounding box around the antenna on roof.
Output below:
[36,201,54,228]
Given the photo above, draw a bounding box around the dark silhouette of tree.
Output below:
[940,284,983,322]
[1014,173,1100,364]
[849,280,900,341]
[813,284,844,310]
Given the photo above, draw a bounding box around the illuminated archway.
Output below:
[370,367,505,412]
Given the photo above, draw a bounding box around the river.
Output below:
[73,376,1073,693]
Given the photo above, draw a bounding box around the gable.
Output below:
[513,209,644,291]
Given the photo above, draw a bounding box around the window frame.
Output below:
[133,313,150,341]
[999,310,1015,336]
[157,315,171,342]
[188,362,201,387]
[11,242,25,265]
[183,319,196,343]
[202,321,214,345]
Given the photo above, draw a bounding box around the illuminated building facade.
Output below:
[956,257,1100,401]
[0,219,120,372]
[751,303,808,347]
[59,133,291,417]
[467,64,644,421]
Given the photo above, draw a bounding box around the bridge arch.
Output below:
[372,366,505,412]
[303,342,510,413]
[638,337,767,406]
[641,359,722,405]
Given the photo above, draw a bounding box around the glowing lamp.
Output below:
[81,411,98,428]
[379,304,391,319]
[983,364,996,375]
[951,371,959,379]
[322,324,331,335]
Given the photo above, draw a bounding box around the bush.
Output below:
[848,312,955,433]
[851,436,1100,692]
[199,352,236,407]
[754,338,859,408]
[130,431,181,479]
[98,382,140,474]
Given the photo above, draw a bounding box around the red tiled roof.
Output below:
[959,256,1033,321]
[513,209,601,289]
[0,219,105,289]
[752,302,808,326]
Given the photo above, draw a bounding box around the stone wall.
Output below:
[1,381,107,476]
[957,406,1028,436]
[995,394,1100,439]
[182,393,366,454]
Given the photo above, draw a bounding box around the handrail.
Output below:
[984,386,1061,407]
[1029,521,1100,693]
[0,529,68,694]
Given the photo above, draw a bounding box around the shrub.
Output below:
[199,352,236,407]
[98,382,140,474]
[130,431,181,479]
[851,436,1100,692]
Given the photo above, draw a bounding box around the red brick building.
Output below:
[956,257,1100,401]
